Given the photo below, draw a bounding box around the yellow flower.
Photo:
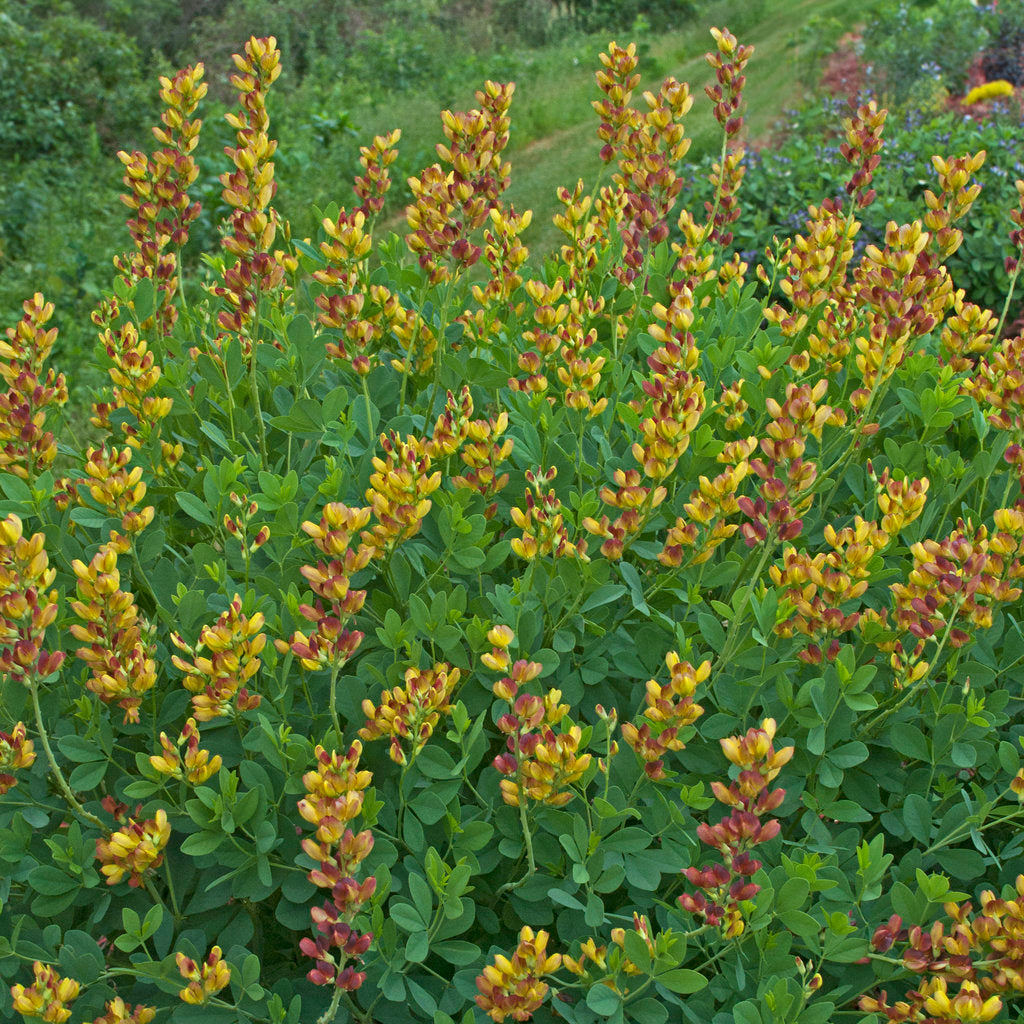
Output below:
[95,808,170,887]
[175,946,231,1005]
[10,962,80,1023]
[963,80,1014,105]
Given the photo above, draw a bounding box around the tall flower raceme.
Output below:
[95,807,171,888]
[114,62,206,336]
[451,408,514,519]
[0,513,64,688]
[510,466,589,562]
[461,204,532,353]
[859,875,1024,1021]
[475,926,562,1023]
[69,536,156,724]
[593,39,694,282]
[405,80,515,286]
[211,36,287,354]
[297,743,376,996]
[0,293,68,483]
[620,652,707,781]
[940,289,996,373]
[276,504,369,682]
[0,721,35,795]
[170,595,265,721]
[739,380,844,547]
[82,445,156,537]
[485,632,594,808]
[678,719,793,939]
[359,662,460,765]
[314,130,407,377]
[9,962,81,1023]
[963,331,1024,483]
[702,27,754,248]
[585,282,705,559]
[360,432,442,558]
[89,311,174,455]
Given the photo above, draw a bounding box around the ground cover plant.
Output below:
[4,23,1024,1024]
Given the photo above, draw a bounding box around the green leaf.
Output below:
[57,734,104,763]
[775,877,810,913]
[27,865,78,896]
[405,929,429,963]
[176,492,215,526]
[587,984,622,1016]
[903,793,932,840]
[654,968,708,994]
[391,902,426,933]
[933,847,986,880]
[432,939,480,964]
[409,871,433,923]
[180,831,225,856]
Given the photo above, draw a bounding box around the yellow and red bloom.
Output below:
[175,946,231,1005]
[95,808,171,887]
[10,962,80,1023]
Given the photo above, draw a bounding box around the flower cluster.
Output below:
[82,445,155,537]
[488,639,592,808]
[870,511,1024,689]
[212,36,286,350]
[0,721,35,795]
[89,313,174,452]
[0,293,67,482]
[562,913,658,988]
[69,537,156,723]
[939,289,995,373]
[222,491,271,558]
[406,80,514,285]
[660,446,752,568]
[702,27,754,246]
[171,595,265,720]
[297,743,375,992]
[510,466,589,561]
[175,946,231,1005]
[10,962,80,1023]
[840,100,886,210]
[462,205,532,350]
[95,807,171,887]
[770,515,892,664]
[924,151,985,262]
[451,409,514,518]
[361,432,442,557]
[360,661,460,765]
[621,652,707,780]
[114,62,206,335]
[150,717,222,784]
[860,875,1024,1021]
[678,719,793,938]
[0,514,64,688]
[739,380,841,546]
[963,79,1014,105]
[91,998,156,1024]
[277,503,369,672]
[964,331,1024,480]
[475,926,562,1022]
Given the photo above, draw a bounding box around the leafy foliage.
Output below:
[3,24,1024,1024]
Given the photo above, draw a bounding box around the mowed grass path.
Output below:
[366,0,860,258]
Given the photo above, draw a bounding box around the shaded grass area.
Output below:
[360,0,863,258]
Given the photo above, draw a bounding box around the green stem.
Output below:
[328,659,343,747]
[28,680,106,830]
[995,260,1022,340]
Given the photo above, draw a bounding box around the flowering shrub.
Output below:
[5,25,1024,1024]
